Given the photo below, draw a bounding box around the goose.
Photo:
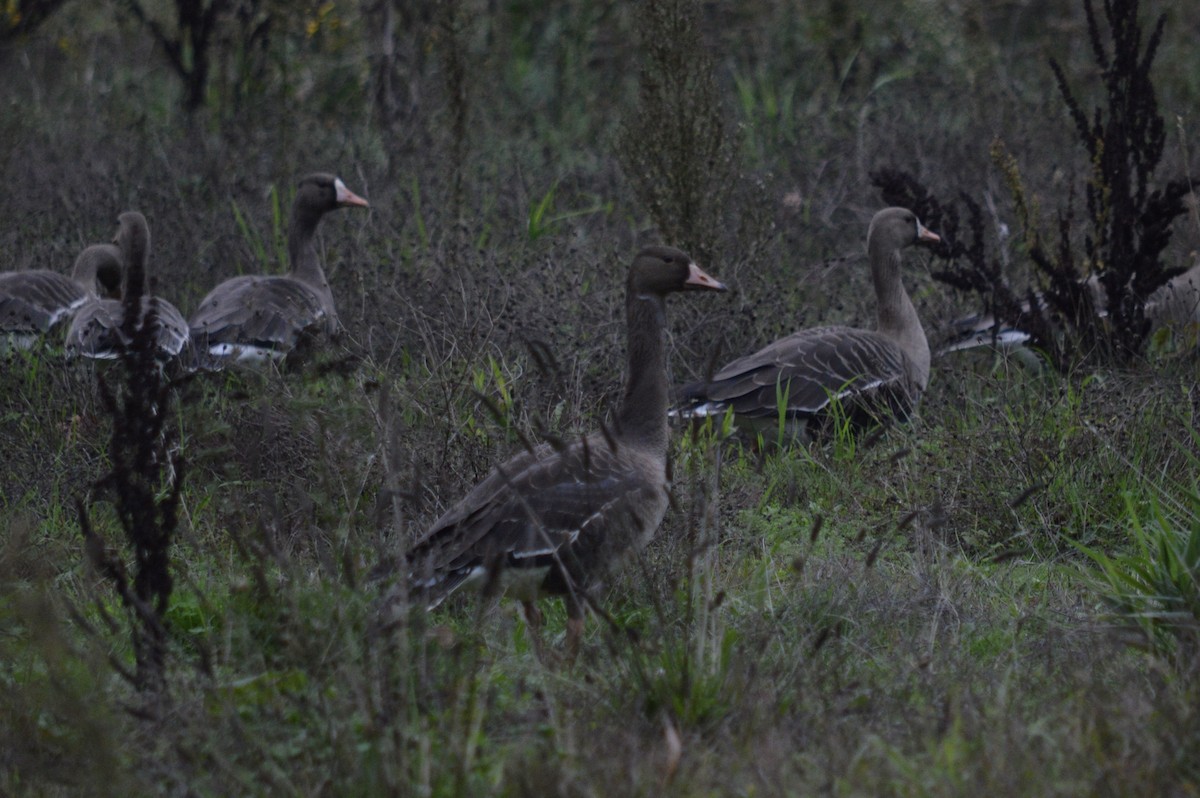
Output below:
[189,173,369,366]
[65,212,190,362]
[940,257,1200,355]
[400,246,726,656]
[1148,259,1200,346]
[671,207,940,441]
[938,272,1109,355]
[0,245,122,349]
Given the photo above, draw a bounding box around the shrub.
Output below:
[877,0,1194,370]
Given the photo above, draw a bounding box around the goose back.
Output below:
[66,295,190,360]
[66,213,190,362]
[681,325,924,427]
[190,275,332,363]
[409,435,671,607]
[0,245,122,347]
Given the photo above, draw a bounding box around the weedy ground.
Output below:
[2,1,1200,795]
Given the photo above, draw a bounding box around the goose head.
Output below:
[868,207,941,255]
[296,173,370,217]
[629,245,727,298]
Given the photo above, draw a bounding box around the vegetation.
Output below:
[2,0,1200,794]
[77,219,185,697]
[884,0,1198,369]
[616,0,737,265]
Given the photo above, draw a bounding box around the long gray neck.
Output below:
[871,240,930,388]
[287,202,338,322]
[72,245,120,294]
[288,204,329,292]
[615,289,669,454]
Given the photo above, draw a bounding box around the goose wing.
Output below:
[66,296,190,360]
[146,297,190,358]
[0,271,89,335]
[408,435,667,606]
[189,275,332,357]
[65,299,124,359]
[680,326,920,420]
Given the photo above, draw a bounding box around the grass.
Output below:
[3,0,1200,794]
[1078,462,1200,669]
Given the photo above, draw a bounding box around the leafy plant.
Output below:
[732,65,799,166]
[878,0,1194,370]
[437,0,473,235]
[77,221,186,697]
[1044,0,1173,364]
[526,182,612,242]
[229,182,287,273]
[0,0,70,45]
[603,423,743,733]
[1079,485,1200,670]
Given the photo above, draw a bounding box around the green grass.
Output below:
[1078,468,1200,668]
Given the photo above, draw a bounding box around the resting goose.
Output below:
[940,257,1200,355]
[0,245,122,349]
[65,212,190,362]
[672,207,940,441]
[1148,259,1200,341]
[403,246,726,655]
[189,173,369,366]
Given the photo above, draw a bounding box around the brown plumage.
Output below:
[65,212,190,361]
[0,245,122,349]
[402,246,726,654]
[189,173,368,366]
[672,207,940,440]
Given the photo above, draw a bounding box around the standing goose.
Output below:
[672,207,940,440]
[65,212,190,361]
[402,246,726,655]
[0,245,122,349]
[189,173,369,366]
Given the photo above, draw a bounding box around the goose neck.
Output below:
[871,244,930,386]
[288,206,327,288]
[615,289,670,453]
[870,246,908,329]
